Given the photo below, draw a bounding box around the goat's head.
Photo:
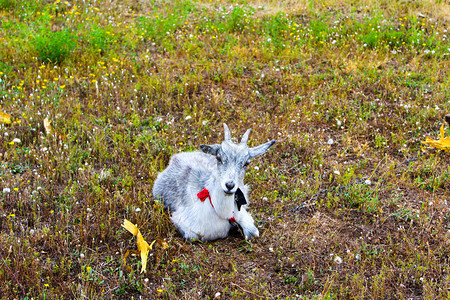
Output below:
[199,123,276,195]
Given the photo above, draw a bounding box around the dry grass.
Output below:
[0,0,449,298]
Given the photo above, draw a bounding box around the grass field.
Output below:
[1,0,449,298]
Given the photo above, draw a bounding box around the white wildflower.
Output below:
[334,256,343,264]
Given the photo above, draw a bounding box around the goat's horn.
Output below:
[223,123,231,141]
[240,129,251,144]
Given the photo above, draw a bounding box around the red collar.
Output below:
[197,188,236,223]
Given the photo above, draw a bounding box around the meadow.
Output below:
[0,0,449,298]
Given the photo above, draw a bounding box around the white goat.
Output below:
[152,123,276,241]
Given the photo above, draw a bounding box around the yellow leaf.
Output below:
[43,117,52,135]
[161,241,169,250]
[0,111,12,124]
[422,124,450,153]
[122,219,155,273]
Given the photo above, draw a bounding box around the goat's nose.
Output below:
[225,181,235,191]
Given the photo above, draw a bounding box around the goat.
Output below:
[152,123,276,241]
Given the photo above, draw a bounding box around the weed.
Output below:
[33,29,77,64]
[138,0,196,50]
[222,5,255,33]
[87,25,117,55]
[263,13,291,49]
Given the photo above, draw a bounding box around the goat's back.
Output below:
[152,151,216,211]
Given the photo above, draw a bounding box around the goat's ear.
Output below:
[249,140,276,159]
[199,144,220,156]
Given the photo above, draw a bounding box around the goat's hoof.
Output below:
[243,226,259,240]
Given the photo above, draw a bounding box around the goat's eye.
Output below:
[216,156,222,163]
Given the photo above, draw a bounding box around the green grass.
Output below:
[33,29,77,64]
[0,0,449,298]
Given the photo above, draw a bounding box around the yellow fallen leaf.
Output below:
[421,124,450,153]
[160,240,169,250]
[0,111,12,124]
[122,219,155,273]
[43,117,52,135]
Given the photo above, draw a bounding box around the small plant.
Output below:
[33,29,76,64]
[263,13,290,49]
[343,184,380,213]
[138,0,196,49]
[223,5,255,33]
[310,19,330,42]
[88,25,117,55]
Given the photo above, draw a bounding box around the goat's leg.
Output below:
[234,208,259,240]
